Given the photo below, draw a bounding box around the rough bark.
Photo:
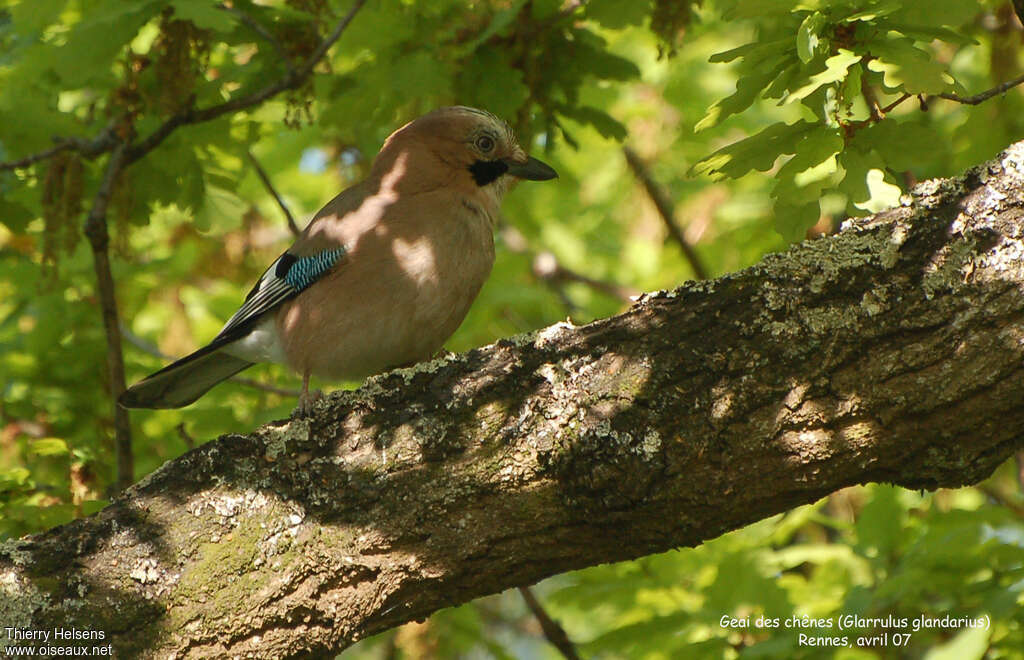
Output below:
[4,141,1024,658]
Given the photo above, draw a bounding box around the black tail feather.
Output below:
[119,347,253,409]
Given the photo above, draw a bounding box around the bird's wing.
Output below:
[216,247,347,342]
[214,181,373,342]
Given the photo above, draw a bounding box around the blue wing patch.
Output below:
[279,248,346,290]
[216,247,346,341]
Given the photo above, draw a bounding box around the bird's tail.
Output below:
[119,346,253,409]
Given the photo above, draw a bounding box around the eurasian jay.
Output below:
[119,106,557,414]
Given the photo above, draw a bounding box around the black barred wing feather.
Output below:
[217,247,346,343]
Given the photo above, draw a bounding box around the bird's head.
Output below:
[372,106,557,198]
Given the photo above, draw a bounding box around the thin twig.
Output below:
[939,72,1024,105]
[127,0,367,164]
[218,3,293,69]
[518,586,582,660]
[248,150,301,236]
[120,324,302,397]
[83,143,133,491]
[0,0,367,172]
[1,141,76,172]
[623,146,709,281]
[500,227,636,310]
[0,125,118,172]
[977,483,1024,519]
[531,251,638,303]
[860,66,884,121]
[175,423,195,450]
[881,92,912,115]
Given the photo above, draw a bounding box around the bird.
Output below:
[119,106,557,414]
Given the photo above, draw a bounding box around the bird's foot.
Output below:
[292,389,324,418]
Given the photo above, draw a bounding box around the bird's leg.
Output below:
[293,371,323,417]
[432,347,454,360]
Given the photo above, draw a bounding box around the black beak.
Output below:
[504,156,558,181]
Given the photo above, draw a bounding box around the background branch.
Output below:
[0,0,367,172]
[124,0,368,165]
[248,150,302,237]
[623,146,709,281]
[82,143,132,490]
[218,3,293,68]
[939,71,1024,105]
[518,587,582,660]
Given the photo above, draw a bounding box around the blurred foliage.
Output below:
[1,0,1023,657]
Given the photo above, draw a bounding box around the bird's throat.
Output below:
[468,159,509,186]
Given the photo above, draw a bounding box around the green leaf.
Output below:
[170,0,234,32]
[530,0,563,20]
[857,167,902,212]
[858,120,941,172]
[0,197,35,232]
[29,437,69,457]
[692,121,815,180]
[0,467,31,492]
[457,48,529,120]
[51,0,161,84]
[891,1,980,27]
[838,59,862,112]
[719,0,797,20]
[784,49,862,104]
[709,38,789,64]
[855,485,906,558]
[866,38,954,95]
[841,1,901,23]
[388,50,454,100]
[773,199,820,242]
[773,125,843,193]
[558,105,627,141]
[10,0,68,35]
[923,626,991,660]
[885,23,977,46]
[453,0,527,56]
[575,35,641,82]
[194,185,248,234]
[796,12,827,64]
[837,147,875,205]
[586,0,651,28]
[696,63,786,131]
[764,62,800,100]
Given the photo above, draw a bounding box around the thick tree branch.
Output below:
[4,142,1024,657]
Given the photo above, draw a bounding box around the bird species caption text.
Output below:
[718,613,990,648]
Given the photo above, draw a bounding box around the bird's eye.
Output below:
[475,135,495,153]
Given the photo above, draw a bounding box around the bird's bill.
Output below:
[504,156,558,181]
